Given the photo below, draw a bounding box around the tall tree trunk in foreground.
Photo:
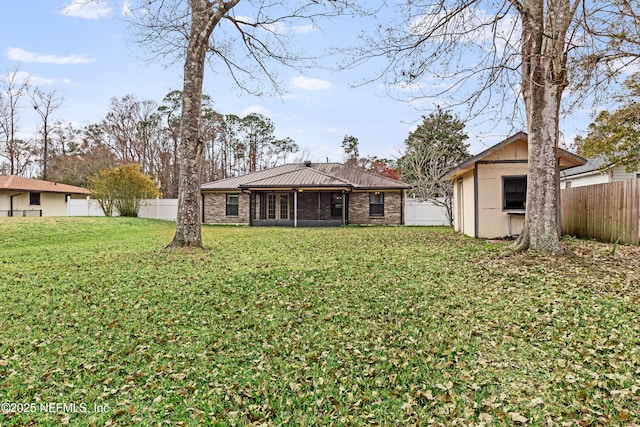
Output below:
[511,0,576,254]
[168,0,239,249]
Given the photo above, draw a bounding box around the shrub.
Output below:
[89,164,161,217]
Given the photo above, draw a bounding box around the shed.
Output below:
[441,132,586,239]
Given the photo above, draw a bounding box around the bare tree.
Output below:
[127,0,371,249]
[30,88,64,180]
[398,110,470,226]
[357,1,640,254]
[0,68,31,175]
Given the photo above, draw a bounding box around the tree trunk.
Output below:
[168,0,238,248]
[511,0,572,255]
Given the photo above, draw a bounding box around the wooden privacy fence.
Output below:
[561,179,640,245]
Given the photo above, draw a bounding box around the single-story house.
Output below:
[560,155,640,189]
[201,161,411,226]
[441,132,586,239]
[0,175,90,217]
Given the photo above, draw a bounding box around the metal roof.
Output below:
[0,175,90,194]
[201,162,410,191]
[241,167,351,188]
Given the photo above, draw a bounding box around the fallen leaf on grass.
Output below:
[509,412,528,424]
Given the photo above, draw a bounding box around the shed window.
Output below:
[503,176,526,210]
[226,193,239,216]
[369,192,384,216]
[30,192,41,206]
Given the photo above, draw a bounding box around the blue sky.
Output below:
[0,0,602,166]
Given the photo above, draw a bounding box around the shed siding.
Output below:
[482,138,528,162]
[476,163,527,238]
[461,172,476,236]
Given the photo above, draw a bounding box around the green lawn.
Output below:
[0,217,638,426]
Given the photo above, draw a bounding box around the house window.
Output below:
[565,180,572,189]
[226,193,239,216]
[369,192,384,216]
[30,192,41,206]
[331,193,343,217]
[503,176,527,210]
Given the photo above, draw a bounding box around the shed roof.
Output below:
[0,175,90,194]
[441,132,586,181]
[201,162,410,191]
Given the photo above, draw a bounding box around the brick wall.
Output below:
[203,192,250,224]
[348,191,404,225]
[203,190,404,225]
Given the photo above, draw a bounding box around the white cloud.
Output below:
[4,71,55,87]
[241,105,272,117]
[290,76,332,91]
[59,0,111,20]
[7,48,93,65]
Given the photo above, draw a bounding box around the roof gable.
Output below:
[441,132,586,181]
[0,175,89,194]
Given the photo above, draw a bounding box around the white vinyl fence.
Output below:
[404,198,449,226]
[68,197,178,221]
[68,197,449,225]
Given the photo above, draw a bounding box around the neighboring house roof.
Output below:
[0,175,90,194]
[441,132,586,181]
[201,162,410,191]
[560,155,609,178]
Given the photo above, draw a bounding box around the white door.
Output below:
[266,193,289,220]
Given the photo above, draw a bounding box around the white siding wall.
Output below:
[561,172,610,189]
[561,165,640,189]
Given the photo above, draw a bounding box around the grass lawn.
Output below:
[0,217,639,426]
